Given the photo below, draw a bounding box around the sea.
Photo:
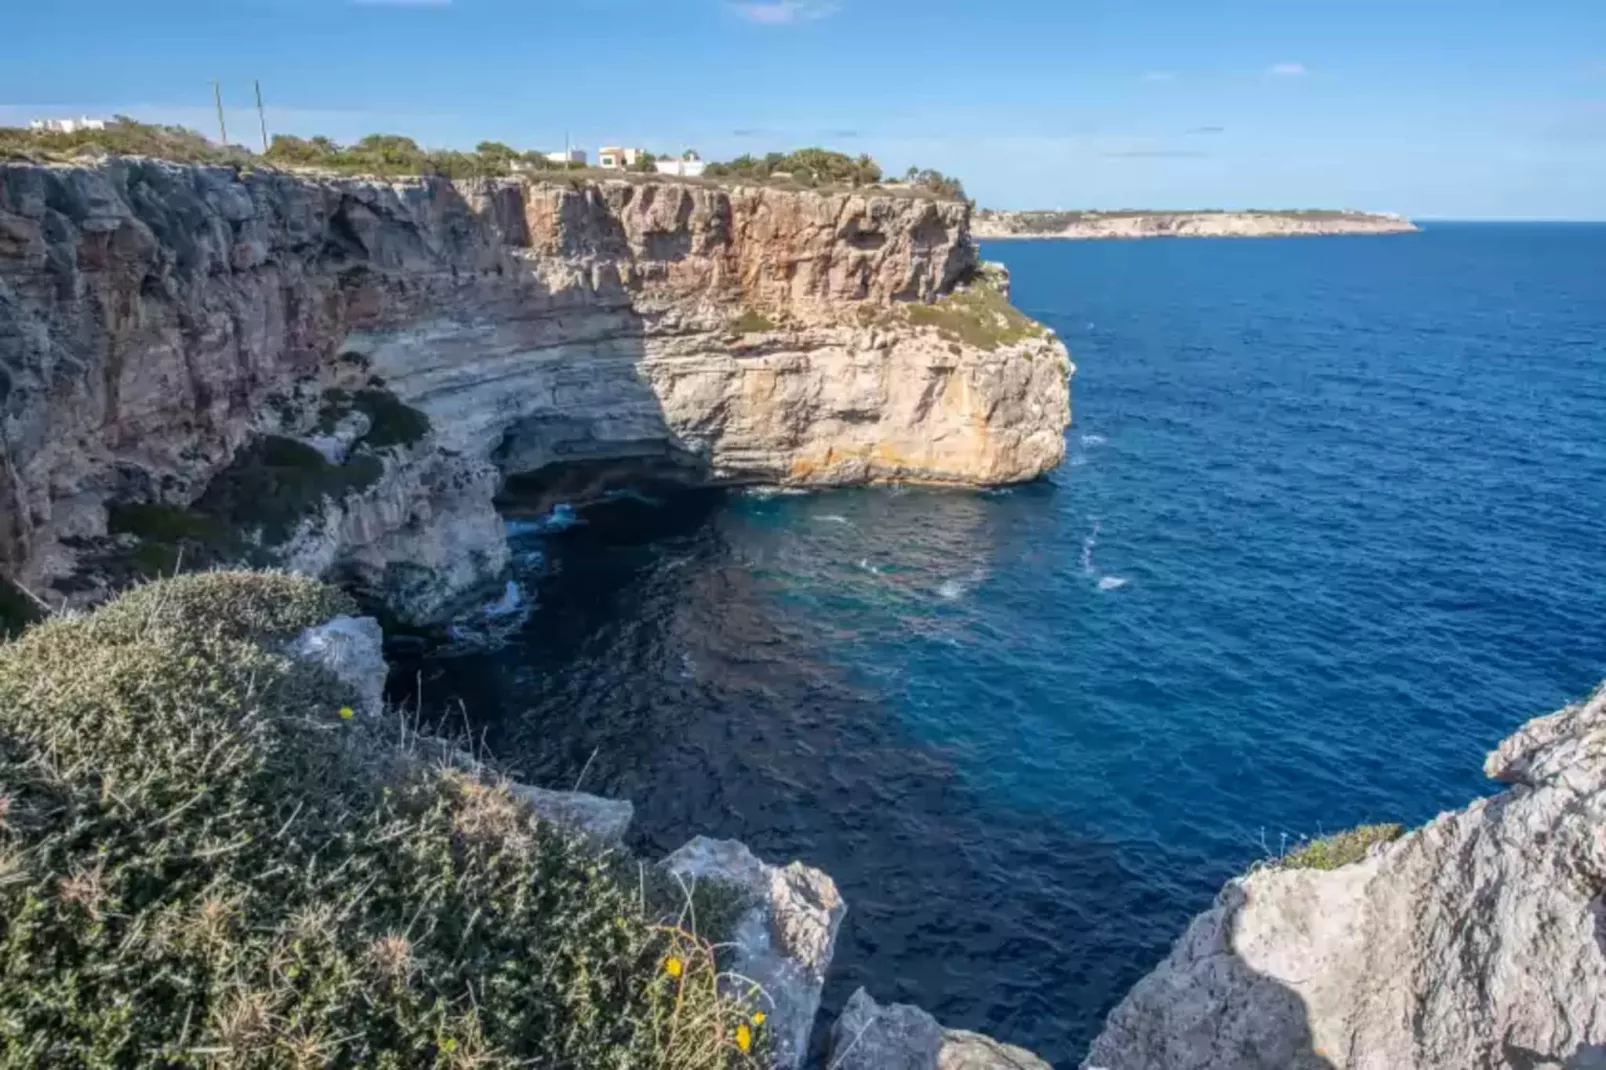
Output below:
[387,223,1606,1068]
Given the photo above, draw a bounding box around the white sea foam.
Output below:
[442,580,532,653]
[1081,433,1107,447]
[741,485,810,499]
[1098,576,1130,591]
[1081,519,1101,574]
[937,578,965,600]
[505,503,584,536]
[817,514,852,525]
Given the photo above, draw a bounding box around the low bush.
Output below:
[905,273,1048,351]
[729,309,777,334]
[192,435,385,547]
[1275,823,1404,871]
[318,387,432,451]
[0,571,764,1068]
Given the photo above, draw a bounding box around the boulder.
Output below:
[829,987,1052,1070]
[505,780,634,846]
[289,614,387,717]
[1083,683,1606,1070]
[662,836,845,1070]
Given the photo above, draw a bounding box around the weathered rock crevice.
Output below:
[0,160,1071,619]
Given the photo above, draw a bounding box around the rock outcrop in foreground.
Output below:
[1085,684,1606,1070]
[973,209,1418,240]
[0,161,1070,619]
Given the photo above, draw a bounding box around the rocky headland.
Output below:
[0,159,1070,621]
[972,209,1418,240]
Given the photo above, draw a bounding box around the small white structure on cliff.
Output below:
[544,148,586,166]
[654,150,706,178]
[597,146,646,170]
[28,116,108,134]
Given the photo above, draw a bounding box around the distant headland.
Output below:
[973,208,1419,240]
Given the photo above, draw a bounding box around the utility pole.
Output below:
[254,80,269,152]
[213,80,228,146]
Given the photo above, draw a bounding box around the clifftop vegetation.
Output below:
[0,119,970,200]
[0,572,766,1067]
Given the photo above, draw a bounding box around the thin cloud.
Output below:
[1101,149,1209,159]
[731,128,765,137]
[1141,71,1177,83]
[729,0,837,23]
[1268,62,1307,76]
[1186,126,1226,135]
[824,129,859,139]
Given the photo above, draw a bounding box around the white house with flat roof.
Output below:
[28,116,109,134]
[545,148,586,166]
[598,146,647,170]
[654,150,706,178]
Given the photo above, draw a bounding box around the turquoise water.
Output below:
[391,224,1606,1066]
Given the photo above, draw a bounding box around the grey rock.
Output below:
[427,742,634,846]
[505,780,634,846]
[829,987,1052,1070]
[1083,682,1606,1070]
[663,836,845,1070]
[289,614,386,717]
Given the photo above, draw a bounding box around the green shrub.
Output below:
[730,309,777,334]
[1275,823,1404,871]
[193,435,385,547]
[0,572,764,1068]
[904,274,1048,351]
[319,387,432,450]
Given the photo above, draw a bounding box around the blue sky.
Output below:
[4,0,1604,218]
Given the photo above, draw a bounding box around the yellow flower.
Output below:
[664,956,683,978]
[338,706,355,720]
[736,1024,752,1053]
[752,1011,766,1025]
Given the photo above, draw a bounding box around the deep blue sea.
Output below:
[390,224,1606,1068]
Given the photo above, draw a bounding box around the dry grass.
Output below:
[0,571,767,1068]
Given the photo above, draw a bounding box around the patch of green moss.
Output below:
[1276,823,1404,871]
[730,309,777,334]
[317,386,432,450]
[905,277,1049,352]
[193,435,385,546]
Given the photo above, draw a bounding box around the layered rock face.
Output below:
[1085,683,1606,1070]
[0,161,1070,616]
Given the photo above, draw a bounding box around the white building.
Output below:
[28,116,109,134]
[654,151,706,178]
[545,148,586,166]
[597,146,647,170]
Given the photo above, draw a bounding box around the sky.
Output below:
[3,0,1604,219]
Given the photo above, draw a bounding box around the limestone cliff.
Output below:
[973,209,1418,240]
[0,160,1070,618]
[1084,683,1606,1070]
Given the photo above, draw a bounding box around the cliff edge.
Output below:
[1084,683,1606,1070]
[0,161,1070,619]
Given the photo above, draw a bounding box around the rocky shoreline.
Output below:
[297,601,1606,1069]
[972,209,1419,240]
